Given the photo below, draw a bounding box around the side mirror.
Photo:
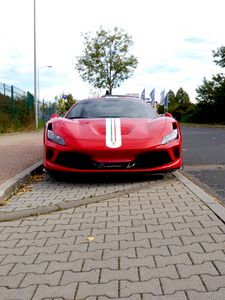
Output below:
[51,113,59,118]
[165,112,172,118]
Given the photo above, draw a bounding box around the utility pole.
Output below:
[34,0,38,130]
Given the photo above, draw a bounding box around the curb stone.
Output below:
[0,161,43,205]
[173,171,225,223]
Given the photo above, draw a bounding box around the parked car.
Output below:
[43,96,182,174]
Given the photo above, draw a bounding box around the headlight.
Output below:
[162,129,178,144]
[47,130,65,145]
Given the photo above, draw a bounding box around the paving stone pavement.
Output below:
[0,131,43,204]
[0,131,43,185]
[0,172,225,299]
[0,171,170,218]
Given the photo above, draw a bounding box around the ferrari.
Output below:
[43,96,182,174]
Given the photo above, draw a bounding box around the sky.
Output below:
[0,0,224,103]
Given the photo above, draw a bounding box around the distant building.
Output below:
[125,93,139,98]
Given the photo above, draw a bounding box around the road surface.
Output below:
[181,126,225,205]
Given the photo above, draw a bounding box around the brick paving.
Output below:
[0,131,225,299]
[0,131,43,185]
[0,171,171,215]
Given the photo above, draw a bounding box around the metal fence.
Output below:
[38,99,57,123]
[0,82,56,131]
[0,82,34,115]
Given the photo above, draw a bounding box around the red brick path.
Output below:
[0,132,43,185]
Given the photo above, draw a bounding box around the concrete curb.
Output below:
[174,171,225,223]
[0,161,43,205]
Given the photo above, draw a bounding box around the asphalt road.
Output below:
[181,126,225,205]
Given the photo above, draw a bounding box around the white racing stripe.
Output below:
[106,118,122,148]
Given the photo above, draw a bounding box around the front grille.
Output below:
[55,152,94,169]
[54,150,173,170]
[55,152,134,170]
[134,151,172,168]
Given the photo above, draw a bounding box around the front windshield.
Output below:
[66,99,158,119]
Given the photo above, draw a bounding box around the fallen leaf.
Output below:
[86,236,96,242]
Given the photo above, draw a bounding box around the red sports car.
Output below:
[43,96,182,173]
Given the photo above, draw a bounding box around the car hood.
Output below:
[51,117,172,151]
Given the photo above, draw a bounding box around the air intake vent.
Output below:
[48,123,53,130]
[172,122,177,130]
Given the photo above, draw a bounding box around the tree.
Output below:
[213,46,225,68]
[55,93,76,115]
[167,90,178,109]
[196,74,225,123]
[167,90,179,119]
[196,77,217,104]
[164,88,191,121]
[196,44,225,124]
[175,88,191,105]
[75,27,138,94]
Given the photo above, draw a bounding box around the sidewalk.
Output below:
[0,131,43,203]
[0,131,225,299]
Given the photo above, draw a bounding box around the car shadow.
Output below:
[46,171,165,184]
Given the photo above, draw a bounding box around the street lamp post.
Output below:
[34,0,52,129]
[34,0,38,129]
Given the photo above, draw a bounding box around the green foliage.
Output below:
[167,90,178,108]
[176,88,191,106]
[0,93,35,133]
[213,46,225,68]
[180,104,200,123]
[75,26,138,94]
[157,104,165,114]
[0,110,35,133]
[166,88,191,121]
[0,112,13,133]
[196,77,217,104]
[196,69,225,123]
[164,70,221,124]
[55,93,76,115]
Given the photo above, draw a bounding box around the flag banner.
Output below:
[150,89,155,104]
[160,90,165,105]
[140,88,145,100]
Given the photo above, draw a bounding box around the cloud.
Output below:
[176,50,207,61]
[184,37,210,44]
[145,64,180,74]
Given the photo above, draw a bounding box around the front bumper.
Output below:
[43,141,182,173]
